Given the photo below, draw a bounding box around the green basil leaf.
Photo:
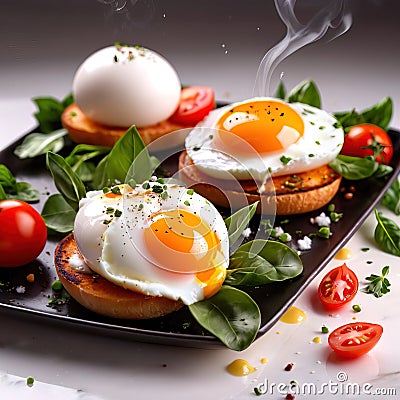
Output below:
[334,97,393,132]
[62,93,74,109]
[33,94,73,133]
[41,194,76,233]
[14,129,68,159]
[226,240,303,285]
[373,164,393,178]
[361,97,392,131]
[224,202,258,247]
[93,125,152,189]
[0,164,40,202]
[0,184,7,201]
[374,209,400,257]
[189,286,260,351]
[9,182,40,202]
[382,179,400,215]
[0,164,16,187]
[274,81,286,100]
[73,162,96,183]
[329,155,378,180]
[333,109,364,133]
[46,152,86,212]
[287,80,321,108]
[65,144,110,183]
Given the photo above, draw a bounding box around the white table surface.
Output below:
[1,1,400,399]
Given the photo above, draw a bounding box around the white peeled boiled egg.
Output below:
[185,97,344,184]
[73,182,229,306]
[73,44,181,127]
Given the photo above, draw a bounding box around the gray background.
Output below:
[1,0,400,149]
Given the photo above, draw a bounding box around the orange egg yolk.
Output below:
[215,100,304,154]
[143,209,226,298]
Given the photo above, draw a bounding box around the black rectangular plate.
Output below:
[1,128,399,349]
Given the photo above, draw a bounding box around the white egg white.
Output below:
[185,98,344,186]
[73,184,229,305]
[73,45,181,127]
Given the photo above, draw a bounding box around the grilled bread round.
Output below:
[54,233,184,320]
[178,151,342,215]
[61,103,188,148]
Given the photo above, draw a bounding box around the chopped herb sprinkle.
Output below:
[280,155,292,165]
[352,304,361,313]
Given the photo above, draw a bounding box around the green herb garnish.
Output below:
[363,266,391,298]
[280,155,292,165]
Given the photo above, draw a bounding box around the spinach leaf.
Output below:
[329,155,379,180]
[0,164,40,202]
[224,202,258,247]
[334,97,392,132]
[0,184,6,201]
[274,81,286,100]
[41,194,76,233]
[93,125,152,189]
[225,240,303,286]
[46,152,86,212]
[382,179,400,215]
[287,80,321,108]
[360,97,392,131]
[65,144,110,183]
[333,109,364,132]
[9,182,41,202]
[189,286,260,351]
[33,94,73,133]
[374,209,400,257]
[14,129,68,159]
[0,164,16,187]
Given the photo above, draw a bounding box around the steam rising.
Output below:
[253,0,352,97]
[98,0,155,28]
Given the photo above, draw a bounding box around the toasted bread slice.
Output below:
[54,233,184,319]
[61,103,188,148]
[179,151,342,215]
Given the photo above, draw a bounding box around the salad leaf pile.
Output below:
[7,79,399,350]
[42,125,304,351]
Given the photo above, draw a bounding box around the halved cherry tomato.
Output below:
[0,199,47,267]
[328,322,383,358]
[318,263,358,309]
[341,123,393,164]
[169,86,215,125]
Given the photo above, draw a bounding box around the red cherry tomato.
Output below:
[169,86,215,125]
[328,322,383,358]
[341,123,393,164]
[0,200,47,267]
[318,263,358,309]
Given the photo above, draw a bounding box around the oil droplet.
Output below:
[260,358,268,364]
[226,359,257,376]
[280,306,306,324]
[334,247,353,260]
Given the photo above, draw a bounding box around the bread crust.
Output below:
[178,151,342,215]
[61,103,188,147]
[54,233,184,319]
